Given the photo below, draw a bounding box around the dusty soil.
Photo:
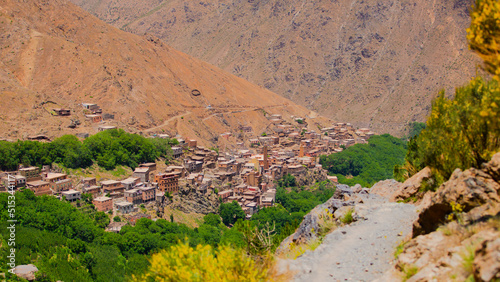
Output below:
[279,193,417,281]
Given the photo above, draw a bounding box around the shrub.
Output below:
[468,0,500,79]
[398,77,500,188]
[340,208,354,224]
[134,242,269,281]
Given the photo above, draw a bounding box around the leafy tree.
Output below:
[203,213,222,227]
[277,173,296,188]
[219,201,245,226]
[320,134,407,187]
[397,77,500,188]
[406,122,426,140]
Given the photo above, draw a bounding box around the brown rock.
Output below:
[390,167,432,202]
[412,167,500,237]
[370,179,402,199]
[13,264,38,281]
[483,152,500,182]
[352,184,363,193]
[474,237,500,281]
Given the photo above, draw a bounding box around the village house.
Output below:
[93,196,113,212]
[139,162,157,172]
[42,173,71,193]
[101,180,125,198]
[240,125,252,133]
[18,167,41,182]
[61,189,81,202]
[133,167,150,183]
[124,189,142,205]
[82,177,97,187]
[115,202,134,214]
[218,190,232,203]
[128,213,151,225]
[85,114,103,123]
[121,177,140,190]
[53,108,71,116]
[98,125,117,132]
[82,103,100,112]
[137,185,156,202]
[155,172,180,194]
[1,174,26,190]
[286,164,306,176]
[327,175,339,183]
[26,180,51,196]
[249,138,260,147]
[171,146,183,158]
[83,185,100,197]
[187,139,198,148]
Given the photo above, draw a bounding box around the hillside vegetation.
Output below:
[320,134,407,187]
[0,129,177,171]
[395,0,500,189]
[0,174,335,281]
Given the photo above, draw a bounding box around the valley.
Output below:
[70,0,481,135]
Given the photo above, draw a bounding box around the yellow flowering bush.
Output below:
[134,242,269,282]
[467,0,500,79]
[399,77,500,189]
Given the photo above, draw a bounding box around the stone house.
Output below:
[101,180,125,198]
[115,202,134,214]
[93,196,113,212]
[133,167,150,183]
[18,167,41,182]
[26,180,51,196]
[61,189,81,202]
[155,172,180,194]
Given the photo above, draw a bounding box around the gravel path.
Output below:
[279,193,417,281]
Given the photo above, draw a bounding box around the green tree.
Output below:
[203,213,222,227]
[219,201,245,226]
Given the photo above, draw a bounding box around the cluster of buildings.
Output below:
[1,112,375,221]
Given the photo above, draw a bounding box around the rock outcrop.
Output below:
[277,184,363,252]
[381,153,500,281]
[13,265,38,281]
[167,184,220,214]
[370,179,402,199]
[294,169,329,187]
[389,167,432,202]
[412,156,500,237]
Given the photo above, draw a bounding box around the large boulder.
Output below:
[370,179,402,199]
[412,155,500,237]
[291,198,355,244]
[13,264,38,281]
[390,167,432,202]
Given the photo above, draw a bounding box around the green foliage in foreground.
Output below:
[395,77,500,189]
[0,129,178,171]
[0,190,245,281]
[320,134,407,187]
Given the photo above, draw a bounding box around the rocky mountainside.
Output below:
[0,0,323,145]
[379,153,500,281]
[69,0,480,135]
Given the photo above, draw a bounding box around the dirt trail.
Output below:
[280,193,416,281]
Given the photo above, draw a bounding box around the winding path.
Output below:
[280,193,416,281]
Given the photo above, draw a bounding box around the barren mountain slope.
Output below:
[70,0,480,135]
[0,0,320,146]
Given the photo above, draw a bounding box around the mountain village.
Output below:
[1,102,375,228]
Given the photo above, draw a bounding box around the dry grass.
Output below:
[163,206,205,228]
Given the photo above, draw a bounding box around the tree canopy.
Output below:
[320,134,407,187]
